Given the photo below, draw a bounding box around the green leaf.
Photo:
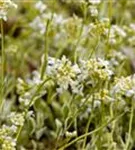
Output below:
[36,127,47,140]
[62,104,69,119]
[27,117,36,135]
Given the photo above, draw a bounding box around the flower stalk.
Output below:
[0,19,5,111]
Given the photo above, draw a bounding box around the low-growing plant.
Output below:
[0,0,135,150]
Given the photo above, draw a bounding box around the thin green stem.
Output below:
[82,95,95,149]
[65,95,90,132]
[0,19,5,112]
[125,101,134,150]
[73,4,87,64]
[40,13,53,80]
[16,78,51,140]
[108,103,116,150]
[74,23,84,64]
[40,19,50,80]
[58,112,125,150]
[106,0,112,55]
[82,113,92,149]
[88,36,100,59]
[108,0,112,39]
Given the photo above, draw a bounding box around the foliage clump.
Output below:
[0,0,135,149]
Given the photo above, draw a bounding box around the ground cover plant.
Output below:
[0,0,135,149]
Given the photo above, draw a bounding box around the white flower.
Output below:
[72,64,81,74]
[0,0,17,8]
[2,137,16,150]
[89,6,98,17]
[126,90,134,98]
[29,16,46,34]
[109,38,117,45]
[112,75,135,100]
[89,0,101,5]
[19,97,30,106]
[112,25,126,38]
[0,9,7,21]
[42,12,52,20]
[8,112,25,126]
[35,1,47,13]
[130,23,135,31]
[53,13,65,25]
[65,131,77,138]
[93,100,101,108]
[10,125,17,134]
[32,71,42,84]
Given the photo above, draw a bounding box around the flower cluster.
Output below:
[29,16,46,35]
[88,0,101,17]
[42,56,113,94]
[93,89,114,103]
[107,51,127,67]
[17,56,113,100]
[80,58,113,81]
[107,25,127,45]
[0,112,24,150]
[124,23,135,46]
[29,0,135,60]
[17,71,47,108]
[82,18,109,37]
[63,15,82,39]
[1,0,135,149]
[46,56,81,94]
[8,112,25,126]
[111,74,135,101]
[35,1,47,13]
[0,0,17,21]
[0,127,16,150]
